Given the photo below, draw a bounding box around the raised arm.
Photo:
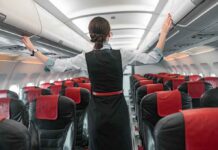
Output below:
[121,14,173,67]
[22,36,49,63]
[156,14,173,51]
[22,36,87,73]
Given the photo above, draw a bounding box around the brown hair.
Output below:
[88,17,111,50]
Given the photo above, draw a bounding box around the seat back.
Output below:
[23,88,51,103]
[40,82,53,89]
[0,98,26,125]
[178,81,213,107]
[77,83,91,92]
[200,88,218,107]
[54,81,63,86]
[49,85,63,95]
[140,90,192,150]
[136,84,164,121]
[0,90,19,99]
[29,95,76,149]
[186,75,201,81]
[164,79,185,90]
[61,87,90,147]
[200,77,218,88]
[0,119,31,150]
[63,80,75,87]
[155,108,218,150]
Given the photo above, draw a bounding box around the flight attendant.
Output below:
[22,14,172,150]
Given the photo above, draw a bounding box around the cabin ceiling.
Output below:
[35,0,164,51]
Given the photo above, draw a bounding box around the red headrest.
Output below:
[177,75,185,79]
[182,108,218,150]
[139,80,153,86]
[40,83,51,89]
[0,90,8,98]
[49,85,62,95]
[26,88,42,102]
[23,86,37,92]
[163,76,173,83]
[0,115,5,121]
[64,80,74,87]
[72,78,84,83]
[54,81,62,86]
[78,83,91,92]
[172,79,185,90]
[0,98,10,119]
[189,75,201,81]
[146,84,164,94]
[157,90,182,117]
[203,77,218,88]
[36,95,59,120]
[187,81,205,98]
[65,87,81,104]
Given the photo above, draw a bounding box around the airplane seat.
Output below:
[200,77,218,88]
[0,97,27,126]
[63,80,75,87]
[49,85,63,95]
[140,90,192,150]
[77,83,91,92]
[0,118,31,150]
[135,84,165,123]
[40,82,54,89]
[155,108,218,150]
[29,95,76,150]
[60,87,90,147]
[186,75,201,81]
[23,88,51,103]
[0,90,19,100]
[200,88,218,107]
[178,81,213,108]
[131,75,147,96]
[54,81,63,86]
[133,80,154,107]
[164,79,185,90]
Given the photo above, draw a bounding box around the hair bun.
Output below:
[90,33,106,43]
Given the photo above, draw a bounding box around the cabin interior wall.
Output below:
[134,63,168,75]
[162,48,218,76]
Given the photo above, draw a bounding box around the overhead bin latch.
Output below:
[0,13,6,22]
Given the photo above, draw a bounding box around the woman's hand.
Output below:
[156,13,173,50]
[22,36,35,51]
[160,13,173,35]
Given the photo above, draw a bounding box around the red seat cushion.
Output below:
[65,87,81,104]
[146,84,163,94]
[78,83,91,92]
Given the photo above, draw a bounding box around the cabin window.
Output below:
[9,85,20,94]
[50,80,54,83]
[210,73,216,77]
[26,83,34,86]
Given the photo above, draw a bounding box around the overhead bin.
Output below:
[159,0,218,56]
[35,4,92,52]
[0,0,41,35]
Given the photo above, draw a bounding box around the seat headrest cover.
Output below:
[189,75,201,81]
[26,89,42,102]
[163,76,173,83]
[157,90,182,117]
[36,95,59,120]
[182,108,218,150]
[139,80,153,86]
[0,115,5,121]
[64,80,74,87]
[187,81,205,98]
[146,84,163,94]
[40,83,51,89]
[50,85,62,95]
[0,90,8,98]
[78,83,91,91]
[172,79,185,90]
[23,86,37,92]
[65,87,81,104]
[0,98,10,119]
